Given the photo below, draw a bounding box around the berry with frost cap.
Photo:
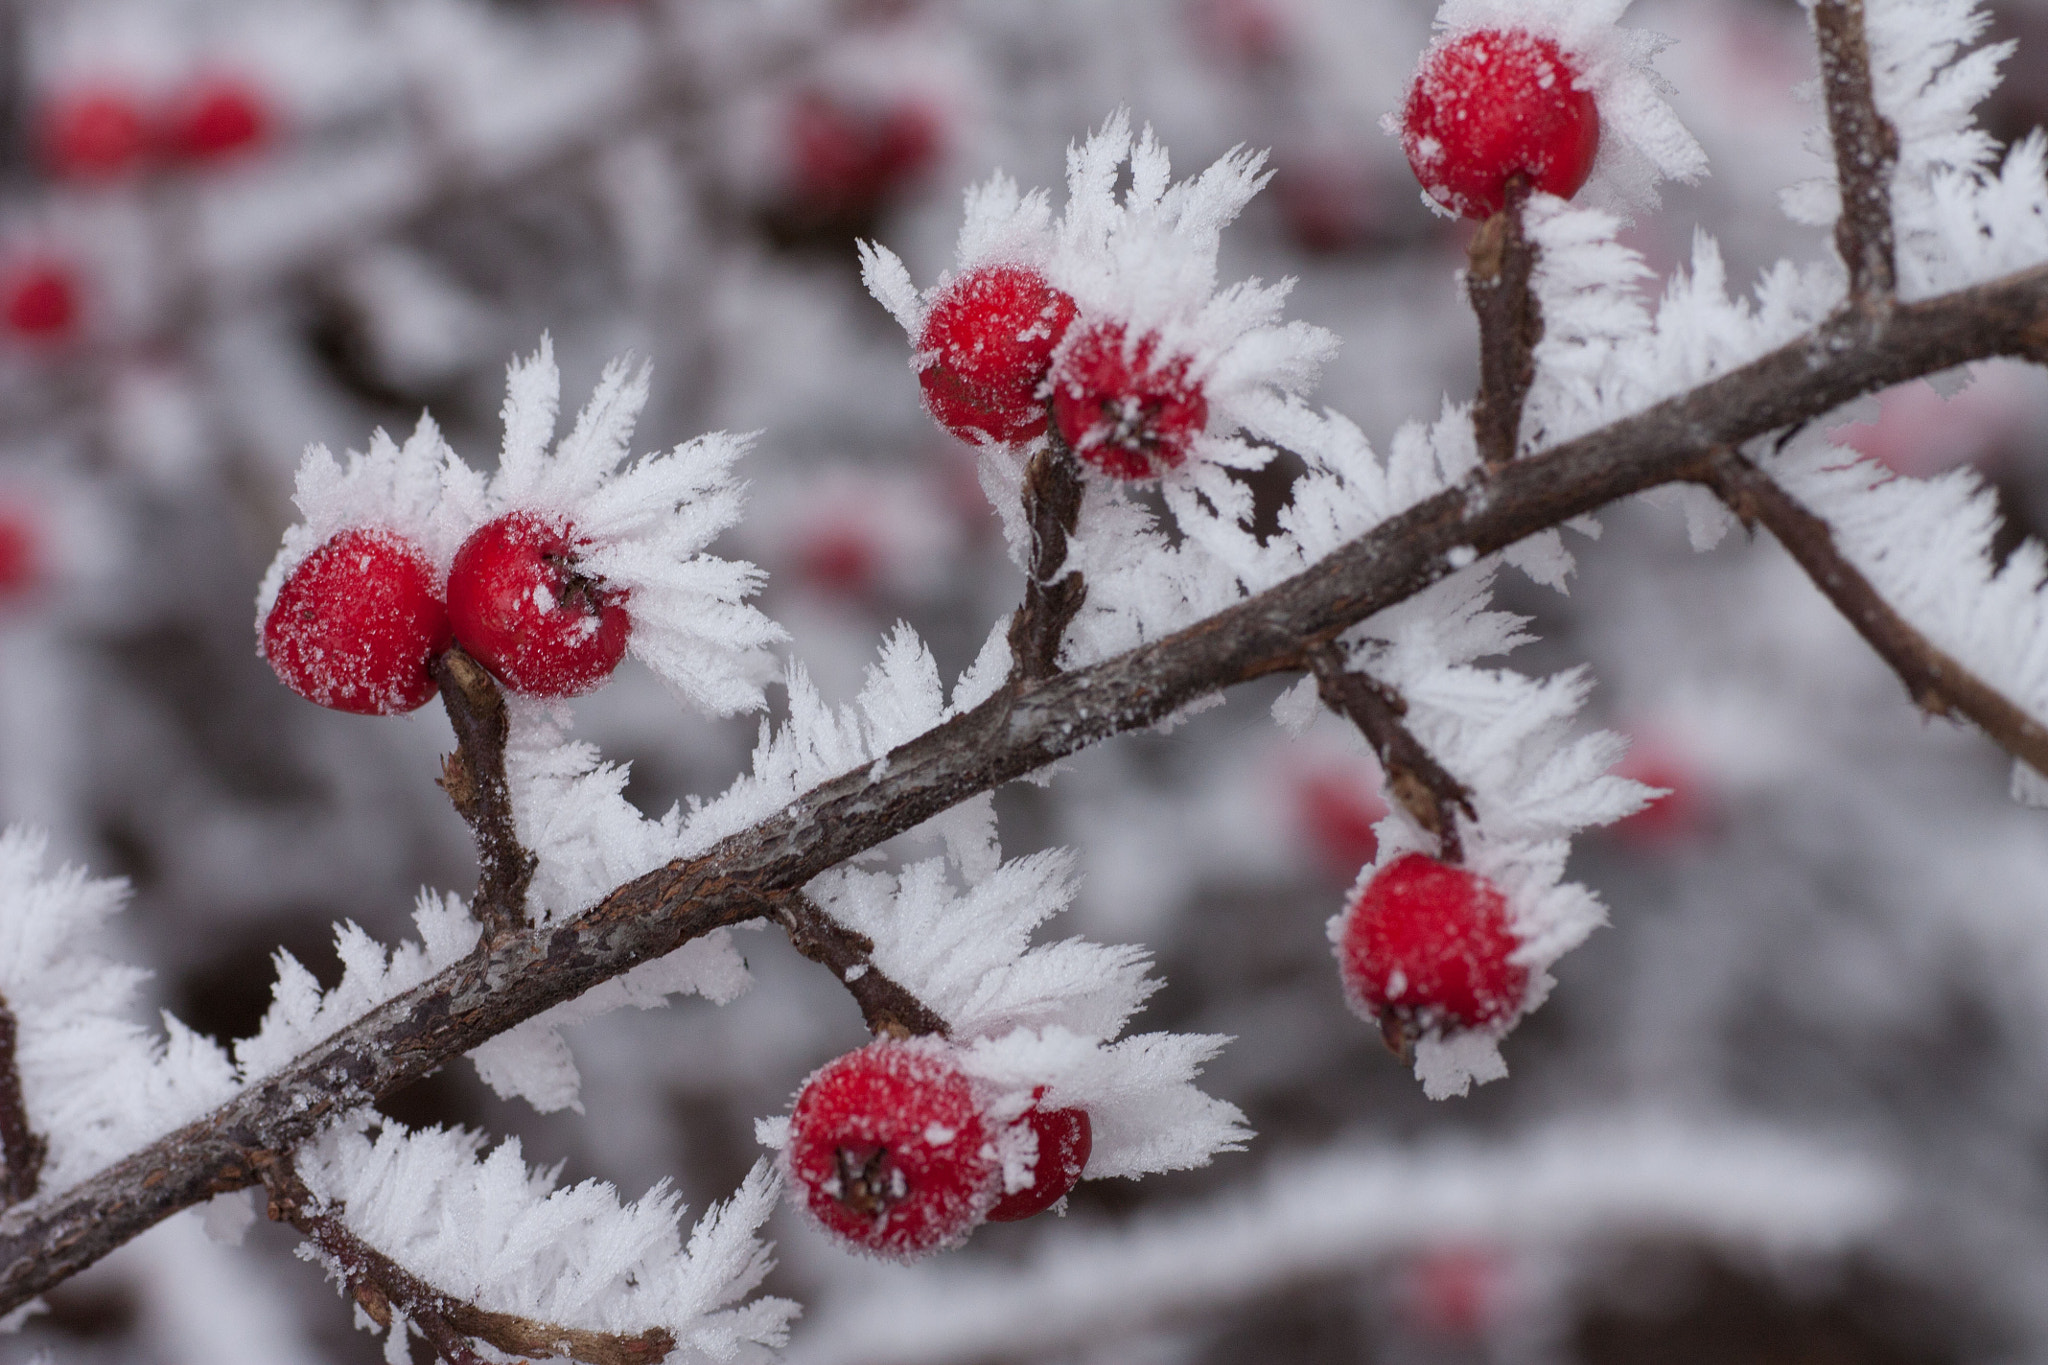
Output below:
[261,527,451,715]
[1399,29,1600,220]
[446,511,631,699]
[987,1096,1090,1223]
[917,264,1078,445]
[1335,852,1527,1046]
[1051,321,1209,480]
[786,1038,998,1259]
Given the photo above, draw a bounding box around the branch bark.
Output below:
[1814,0,1900,304]
[1467,175,1543,469]
[8,259,2048,1312]
[432,648,537,942]
[1309,648,1475,864]
[778,894,952,1039]
[0,996,43,1208]
[1007,432,1088,681]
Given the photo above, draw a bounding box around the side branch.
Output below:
[9,260,2048,1312]
[1705,450,2048,776]
[432,648,537,941]
[777,895,951,1039]
[1468,176,1543,469]
[0,996,44,1208]
[1814,0,1900,303]
[1007,433,1088,680]
[1309,648,1474,863]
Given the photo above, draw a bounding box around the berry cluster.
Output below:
[786,1039,1091,1259]
[1333,852,1528,1045]
[915,262,1210,481]
[262,511,631,715]
[42,74,272,183]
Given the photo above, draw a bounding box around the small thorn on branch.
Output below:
[778,894,951,1039]
[1468,174,1544,470]
[1813,0,1900,306]
[1309,647,1477,864]
[1007,429,1088,682]
[432,648,538,942]
[0,994,45,1208]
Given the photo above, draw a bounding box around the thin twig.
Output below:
[431,648,537,942]
[261,1156,673,1365]
[9,258,2048,1313]
[1814,0,1900,305]
[1007,429,1088,680]
[0,995,43,1208]
[1706,449,2048,776]
[1467,175,1544,469]
[778,895,951,1039]
[1309,647,1475,864]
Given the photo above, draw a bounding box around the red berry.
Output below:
[1400,29,1600,220]
[1402,1246,1505,1340]
[1336,852,1527,1036]
[446,512,631,698]
[40,87,149,181]
[1295,768,1387,876]
[161,75,270,164]
[786,1040,998,1258]
[788,92,940,223]
[1608,744,1708,845]
[796,523,880,597]
[0,508,37,598]
[1051,322,1209,479]
[917,265,1078,445]
[3,262,79,340]
[987,1100,1090,1223]
[262,528,451,715]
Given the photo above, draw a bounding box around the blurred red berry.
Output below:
[40,86,149,181]
[262,528,451,715]
[987,1098,1090,1222]
[797,523,881,597]
[446,512,631,698]
[788,92,941,224]
[0,509,37,599]
[161,74,271,164]
[1403,1246,1505,1340]
[787,1039,998,1258]
[918,264,1077,445]
[3,262,80,341]
[1189,0,1289,67]
[1295,768,1387,876]
[1336,852,1527,1038]
[1400,29,1601,219]
[1051,322,1209,479]
[1609,744,1708,845]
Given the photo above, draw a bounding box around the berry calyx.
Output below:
[3,261,79,340]
[1050,322,1209,480]
[1335,852,1527,1042]
[161,75,270,163]
[786,1039,998,1259]
[40,87,149,181]
[261,528,451,715]
[1399,29,1600,220]
[987,1099,1090,1223]
[917,264,1078,445]
[446,512,631,698]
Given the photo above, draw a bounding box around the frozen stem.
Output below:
[778,893,951,1039]
[0,994,44,1208]
[1309,646,1476,864]
[1467,175,1543,470]
[1007,428,1088,681]
[432,648,538,943]
[1814,0,1900,307]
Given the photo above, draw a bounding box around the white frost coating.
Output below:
[295,1115,796,1363]
[787,1115,1896,1365]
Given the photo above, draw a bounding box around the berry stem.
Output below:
[1813,0,1899,309]
[1467,174,1543,471]
[430,648,538,942]
[1309,646,1476,864]
[0,995,46,1208]
[1007,424,1089,682]
[258,1154,674,1365]
[777,893,951,1039]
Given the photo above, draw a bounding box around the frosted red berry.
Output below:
[262,528,451,716]
[1336,852,1527,1036]
[162,75,270,163]
[1051,322,1209,480]
[40,87,149,181]
[786,1040,998,1258]
[917,265,1078,445]
[446,512,631,698]
[1400,29,1600,220]
[3,262,79,340]
[987,1099,1090,1223]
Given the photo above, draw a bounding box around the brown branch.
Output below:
[432,648,537,942]
[1706,449,2048,776]
[1467,175,1544,469]
[261,1156,672,1365]
[777,895,951,1039]
[0,996,43,1208]
[1006,431,1088,680]
[8,259,2048,1312]
[1814,0,1900,304]
[1309,648,1475,864]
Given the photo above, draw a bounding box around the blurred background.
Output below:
[2,0,2048,1361]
